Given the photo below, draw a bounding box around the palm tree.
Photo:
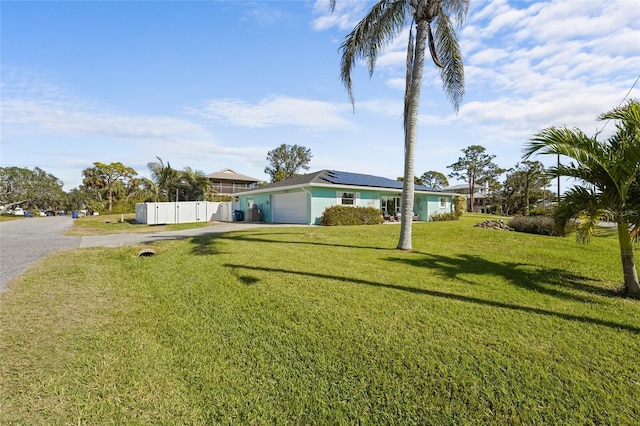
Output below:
[524,99,640,298]
[180,167,212,201]
[147,157,180,202]
[334,0,468,250]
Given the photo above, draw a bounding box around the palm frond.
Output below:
[599,98,640,129]
[555,186,607,244]
[525,127,595,160]
[427,22,443,68]
[441,0,470,26]
[433,12,464,112]
[628,172,640,243]
[339,0,410,108]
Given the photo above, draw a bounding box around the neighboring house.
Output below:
[234,170,458,225]
[445,182,491,213]
[206,168,260,196]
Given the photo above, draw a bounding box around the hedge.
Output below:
[321,205,384,226]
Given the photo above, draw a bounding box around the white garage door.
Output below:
[272,192,308,224]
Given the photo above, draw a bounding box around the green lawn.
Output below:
[63,213,210,236]
[1,215,639,424]
[0,214,25,222]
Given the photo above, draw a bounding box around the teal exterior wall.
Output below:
[425,194,454,219]
[238,187,454,224]
[309,187,336,225]
[308,187,382,225]
[243,193,272,222]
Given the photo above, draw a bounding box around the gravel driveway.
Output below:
[0,217,274,292]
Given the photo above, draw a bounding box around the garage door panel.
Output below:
[272,193,308,224]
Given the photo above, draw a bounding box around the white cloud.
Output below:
[468,48,510,66]
[2,98,212,142]
[358,98,403,117]
[458,81,639,144]
[192,96,352,129]
[243,2,284,27]
[310,0,368,31]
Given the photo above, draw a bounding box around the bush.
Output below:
[508,215,557,236]
[453,196,466,218]
[321,206,384,226]
[430,212,460,221]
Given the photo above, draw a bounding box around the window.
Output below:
[341,192,355,205]
[382,196,401,214]
[338,191,358,206]
[439,197,447,208]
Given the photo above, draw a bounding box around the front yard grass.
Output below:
[1,215,638,424]
[63,213,210,236]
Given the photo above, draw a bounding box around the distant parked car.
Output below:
[13,208,25,216]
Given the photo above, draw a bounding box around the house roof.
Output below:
[205,168,260,182]
[445,184,469,191]
[236,170,460,196]
[445,183,490,197]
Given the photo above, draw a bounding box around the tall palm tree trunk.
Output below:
[398,20,428,250]
[617,219,640,297]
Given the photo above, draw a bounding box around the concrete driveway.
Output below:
[0,217,272,292]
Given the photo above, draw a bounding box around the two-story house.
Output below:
[206,168,260,196]
[445,182,492,213]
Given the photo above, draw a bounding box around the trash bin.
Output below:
[233,210,244,222]
[72,211,79,219]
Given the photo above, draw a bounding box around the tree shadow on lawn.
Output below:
[223,263,639,334]
[188,232,397,255]
[385,252,622,302]
[189,233,622,301]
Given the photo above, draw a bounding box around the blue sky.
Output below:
[2,0,639,191]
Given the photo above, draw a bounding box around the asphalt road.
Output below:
[1,216,80,292]
[0,217,272,293]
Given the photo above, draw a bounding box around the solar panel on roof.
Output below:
[321,170,438,191]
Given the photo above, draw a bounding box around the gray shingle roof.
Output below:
[239,170,442,193]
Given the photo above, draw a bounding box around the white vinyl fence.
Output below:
[136,201,236,225]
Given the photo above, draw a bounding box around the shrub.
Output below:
[508,215,557,236]
[430,212,460,221]
[321,206,384,226]
[453,196,466,218]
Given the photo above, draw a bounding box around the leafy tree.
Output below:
[83,162,137,212]
[82,166,106,204]
[447,145,504,212]
[264,144,312,182]
[125,177,158,204]
[0,166,66,212]
[396,176,423,184]
[483,177,504,215]
[524,99,640,298]
[67,186,91,211]
[335,0,469,250]
[500,161,550,215]
[453,195,466,217]
[419,170,449,189]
